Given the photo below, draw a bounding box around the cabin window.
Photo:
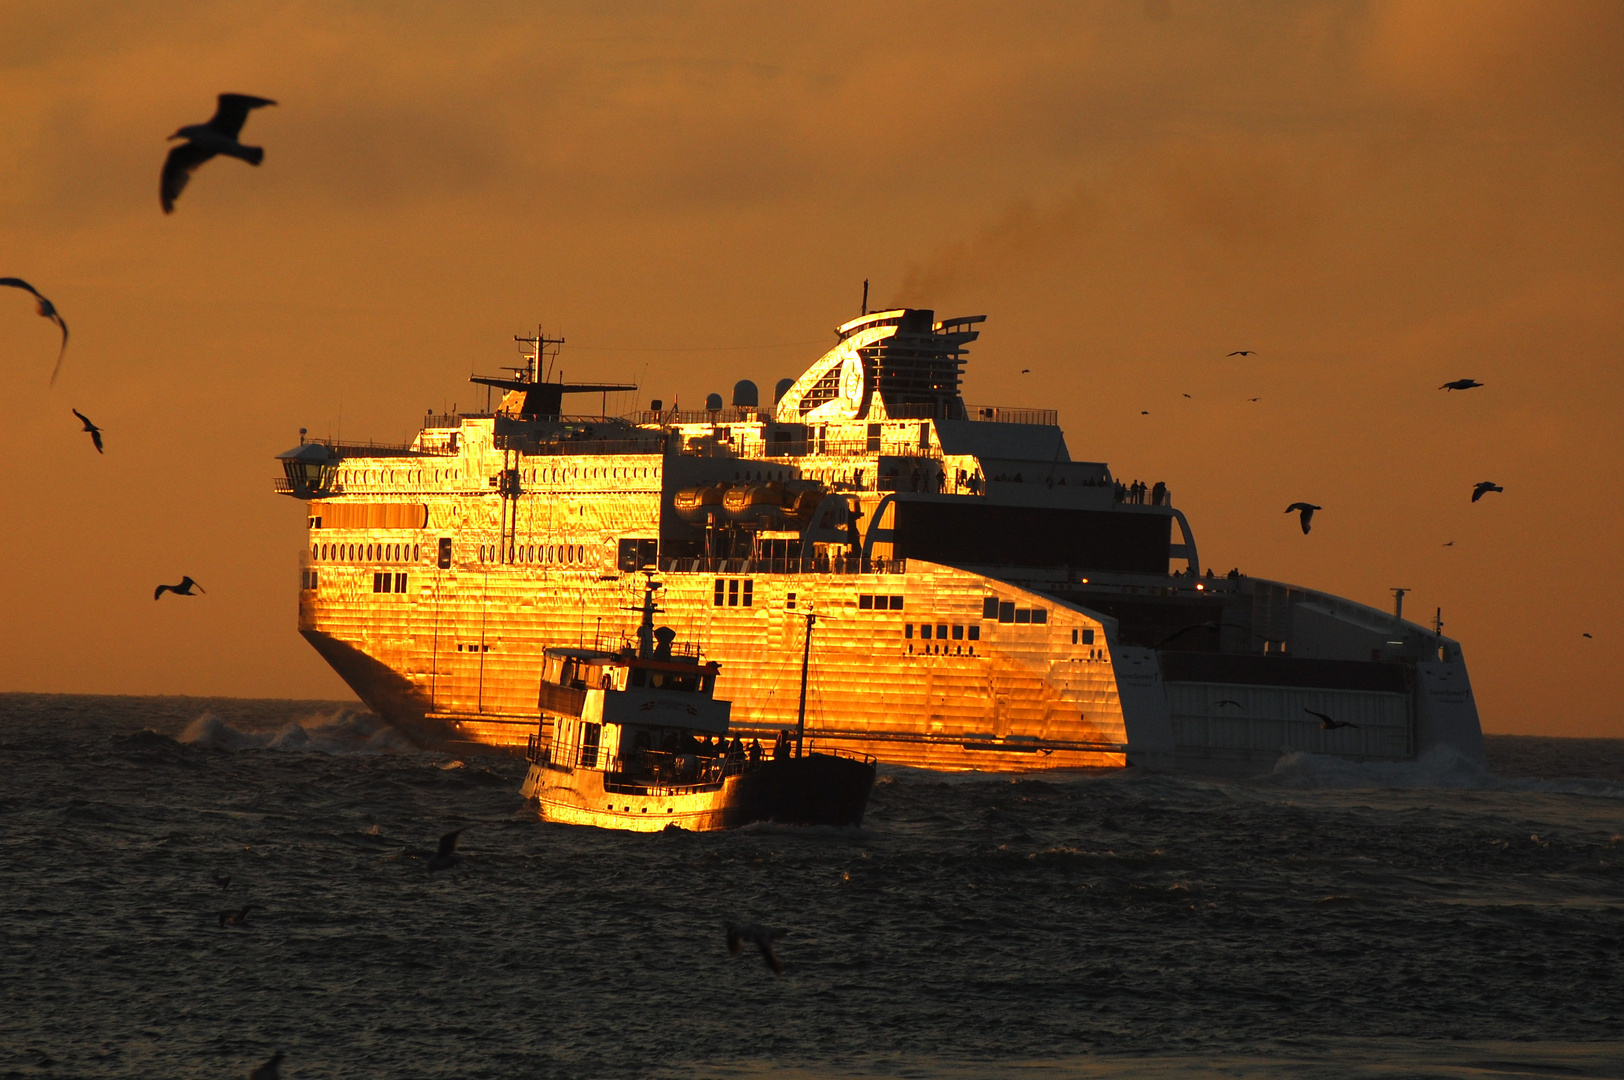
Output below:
[395,573,407,592]
[1031,608,1047,624]
[866,423,882,452]
[904,623,913,639]
[414,545,421,562]
[742,581,753,606]
[1015,609,1030,624]
[920,624,931,640]
[967,625,980,641]
[998,602,1015,623]
[890,596,903,610]
[437,538,452,569]
[983,597,1000,619]
[579,723,601,769]
[630,668,647,687]
[936,624,948,639]
[714,579,725,606]
[952,625,964,640]
[786,592,797,610]
[1072,629,1078,644]
[728,580,740,606]
[859,595,873,610]
[1082,628,1095,644]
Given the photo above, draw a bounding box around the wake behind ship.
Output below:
[275,307,1485,774]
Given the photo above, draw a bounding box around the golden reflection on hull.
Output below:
[299,559,1127,771]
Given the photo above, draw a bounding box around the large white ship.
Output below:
[275,306,1485,774]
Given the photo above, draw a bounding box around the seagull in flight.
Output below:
[1182,393,1192,398]
[1020,368,1031,374]
[1140,410,1149,415]
[1214,699,1243,709]
[1227,350,1256,357]
[1304,708,1359,730]
[154,576,205,600]
[250,1053,284,1080]
[1439,379,1483,391]
[1248,397,1261,402]
[1284,502,1321,534]
[727,923,787,976]
[161,93,277,213]
[1,278,69,385]
[72,409,103,453]
[1583,632,1593,639]
[217,904,258,928]
[1443,540,1454,547]
[406,828,469,881]
[1471,481,1503,503]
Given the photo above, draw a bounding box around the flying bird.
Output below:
[1582,632,1593,639]
[154,576,205,600]
[1284,502,1321,534]
[1020,368,1031,374]
[71,408,103,453]
[1227,350,1256,357]
[250,1053,284,1080]
[1443,540,1455,547]
[1439,379,1483,391]
[161,93,277,213]
[1214,699,1243,709]
[1304,708,1358,730]
[727,923,787,976]
[1248,397,1261,402]
[1,278,69,385]
[1182,393,1192,398]
[213,873,231,890]
[1471,481,1503,503]
[217,904,258,928]
[1140,410,1149,415]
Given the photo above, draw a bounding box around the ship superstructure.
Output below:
[275,310,1485,774]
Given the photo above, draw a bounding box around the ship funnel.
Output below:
[732,380,758,408]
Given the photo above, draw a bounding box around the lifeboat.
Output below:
[672,483,730,523]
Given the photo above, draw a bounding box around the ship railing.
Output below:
[967,405,1058,426]
[803,744,879,767]
[658,556,906,576]
[497,437,668,457]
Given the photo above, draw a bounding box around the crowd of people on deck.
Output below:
[627,727,800,780]
[1114,479,1170,506]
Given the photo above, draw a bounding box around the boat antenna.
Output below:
[861,279,869,317]
[795,609,816,758]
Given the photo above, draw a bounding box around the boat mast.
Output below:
[795,610,815,758]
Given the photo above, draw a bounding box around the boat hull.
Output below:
[521,753,876,832]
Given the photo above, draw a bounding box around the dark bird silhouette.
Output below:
[1214,699,1243,709]
[161,94,277,213]
[1304,708,1359,730]
[727,923,786,976]
[1285,502,1321,534]
[1439,378,1483,391]
[1443,540,1455,547]
[1471,481,1503,503]
[1248,396,1261,402]
[1140,410,1149,415]
[71,408,103,453]
[1,278,69,385]
[1582,632,1593,639]
[217,904,258,927]
[1182,393,1192,398]
[1020,368,1031,374]
[1227,350,1256,356]
[427,828,467,878]
[249,1051,283,1080]
[213,873,231,890]
[155,576,205,600]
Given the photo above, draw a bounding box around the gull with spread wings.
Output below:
[162,94,277,213]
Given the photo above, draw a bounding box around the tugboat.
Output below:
[520,579,876,831]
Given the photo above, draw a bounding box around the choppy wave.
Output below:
[176,708,416,754]
[1269,744,1624,798]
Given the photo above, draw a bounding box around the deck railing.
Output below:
[658,556,906,575]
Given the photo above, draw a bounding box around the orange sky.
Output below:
[2,1,1620,736]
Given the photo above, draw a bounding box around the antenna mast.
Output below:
[795,610,816,758]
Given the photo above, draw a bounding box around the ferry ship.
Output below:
[275,306,1485,774]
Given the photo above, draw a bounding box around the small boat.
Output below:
[520,580,876,831]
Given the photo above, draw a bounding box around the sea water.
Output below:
[2,694,1621,1079]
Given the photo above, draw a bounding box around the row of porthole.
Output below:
[313,542,420,563]
[335,465,664,486]
[479,543,592,565]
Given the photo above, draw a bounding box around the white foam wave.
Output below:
[1270,744,1624,798]
[177,709,416,755]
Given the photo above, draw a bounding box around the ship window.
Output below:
[952,625,964,640]
[714,579,725,606]
[579,723,600,769]
[860,595,873,610]
[1031,609,1047,624]
[742,580,753,606]
[1015,609,1030,624]
[920,624,931,640]
[395,572,407,592]
[967,625,980,641]
[1072,629,1078,644]
[890,596,904,610]
[414,545,421,562]
[728,580,739,606]
[786,592,797,610]
[904,623,913,639]
[936,624,948,639]
[437,537,452,569]
[1083,628,1095,644]
[998,602,1015,623]
[983,597,1000,619]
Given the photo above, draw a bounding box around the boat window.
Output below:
[983,597,1000,619]
[890,596,904,610]
[1015,609,1030,624]
[920,624,931,640]
[630,668,647,687]
[438,537,452,569]
[1031,609,1047,624]
[742,581,753,606]
[860,595,873,610]
[728,580,739,606]
[1072,629,1078,644]
[786,592,796,610]
[936,624,948,639]
[714,579,725,606]
[952,625,964,640]
[579,723,600,769]
[998,602,1015,623]
[904,623,912,639]
[414,545,421,562]
[967,625,980,641]
[1082,628,1095,644]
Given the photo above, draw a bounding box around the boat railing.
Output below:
[658,556,907,576]
[805,744,879,767]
